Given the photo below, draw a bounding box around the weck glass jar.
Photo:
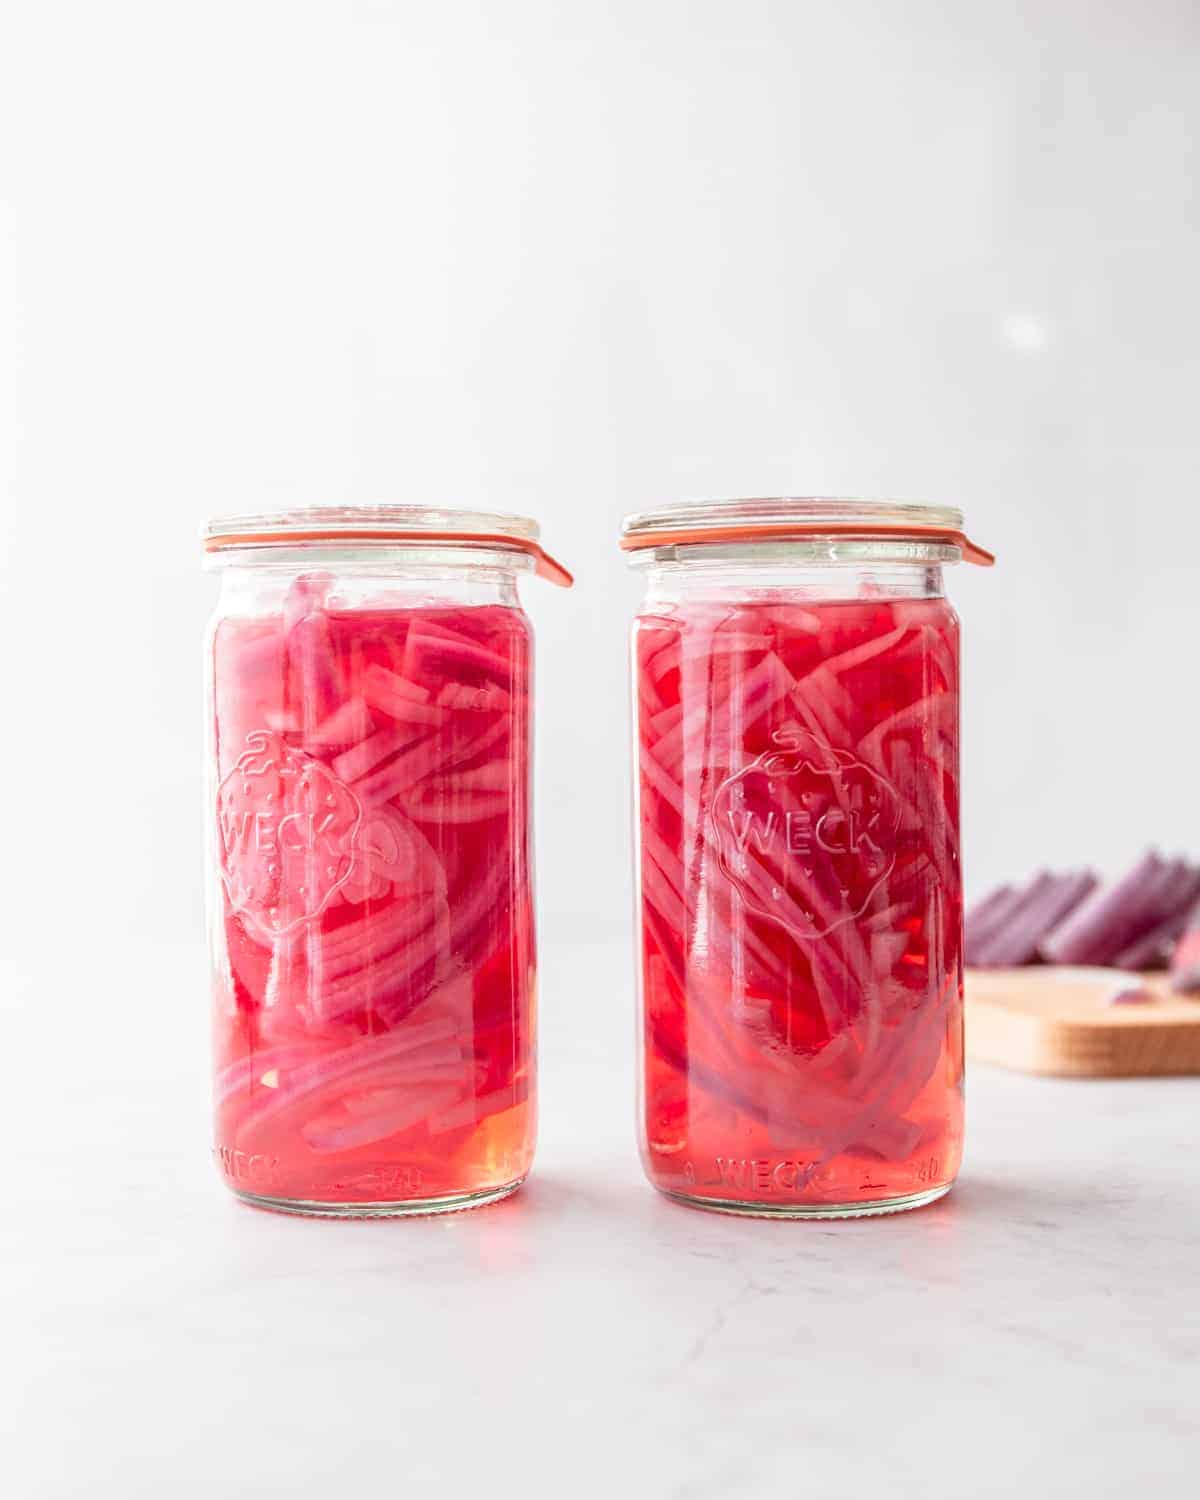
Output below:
[621,498,994,1218]
[203,506,571,1216]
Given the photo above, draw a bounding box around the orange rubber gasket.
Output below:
[205,529,574,587]
[619,522,995,567]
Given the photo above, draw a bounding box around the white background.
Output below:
[2,5,1198,1497]
[2,0,1198,959]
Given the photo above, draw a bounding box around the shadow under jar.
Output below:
[621,499,994,1218]
[203,507,571,1216]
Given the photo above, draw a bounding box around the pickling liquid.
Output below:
[210,582,535,1211]
[635,596,963,1214]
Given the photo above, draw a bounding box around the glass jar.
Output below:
[621,498,993,1218]
[203,506,571,1216]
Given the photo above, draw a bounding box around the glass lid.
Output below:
[620,497,992,566]
[207,504,541,545]
[205,505,572,586]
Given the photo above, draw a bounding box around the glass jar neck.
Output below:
[214,549,526,614]
[639,558,947,606]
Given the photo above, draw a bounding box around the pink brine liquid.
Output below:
[210,576,535,1209]
[636,595,963,1213]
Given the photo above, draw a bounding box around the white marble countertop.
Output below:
[4,939,1197,1498]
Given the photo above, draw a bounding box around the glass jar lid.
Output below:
[205,505,573,586]
[620,497,993,567]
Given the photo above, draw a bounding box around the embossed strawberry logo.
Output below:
[711,728,899,938]
[217,730,363,936]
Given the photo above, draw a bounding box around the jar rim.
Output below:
[204,505,573,586]
[619,497,992,567]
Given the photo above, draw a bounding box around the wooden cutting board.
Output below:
[965,967,1200,1077]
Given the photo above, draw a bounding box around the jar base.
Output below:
[232,1176,527,1219]
[658,1182,952,1220]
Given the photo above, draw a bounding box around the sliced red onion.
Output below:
[969,871,1056,967]
[980,869,1099,967]
[968,854,1200,974]
[1040,851,1167,966]
[1112,870,1200,970]
[1169,899,1200,995]
[966,870,1097,968]
[964,884,1020,964]
[1107,983,1154,1006]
